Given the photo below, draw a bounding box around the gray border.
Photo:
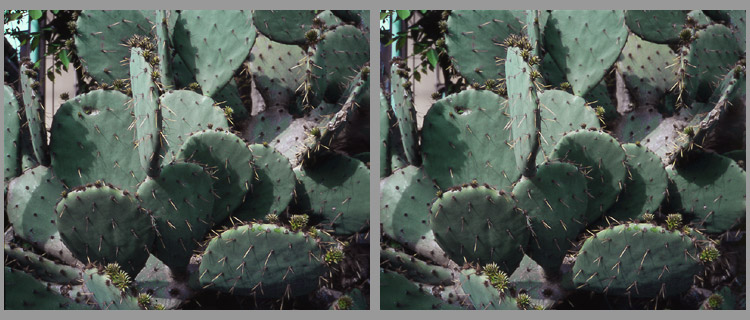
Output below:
[0,0,748,317]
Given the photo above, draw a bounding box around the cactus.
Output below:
[5,9,369,309]
[381,9,745,310]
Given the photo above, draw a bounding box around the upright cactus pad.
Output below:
[4,85,22,185]
[159,90,229,164]
[431,185,529,273]
[572,223,703,298]
[543,10,628,96]
[550,130,627,223]
[444,10,525,85]
[82,268,141,309]
[5,267,90,310]
[459,269,518,310]
[198,224,329,298]
[667,152,746,233]
[381,271,460,310]
[606,143,668,222]
[252,10,317,45]
[173,10,256,96]
[310,25,369,103]
[421,90,518,190]
[233,144,295,221]
[506,46,541,176]
[294,153,369,235]
[49,90,144,192]
[390,63,421,166]
[137,162,215,273]
[20,64,49,166]
[56,184,155,277]
[175,129,254,223]
[130,47,162,177]
[74,10,155,84]
[514,162,588,273]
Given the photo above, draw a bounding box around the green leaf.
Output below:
[58,49,70,71]
[51,10,59,14]
[420,10,427,14]
[414,71,421,82]
[426,49,438,68]
[380,12,389,20]
[396,10,411,21]
[29,10,43,20]
[396,37,406,50]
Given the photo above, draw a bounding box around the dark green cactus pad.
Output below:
[6,166,76,263]
[444,10,525,85]
[198,224,328,298]
[330,288,368,310]
[130,48,162,177]
[550,130,627,223]
[4,85,22,186]
[56,184,156,277]
[726,10,746,51]
[624,10,688,44]
[421,90,519,190]
[459,269,518,310]
[233,144,295,221]
[525,10,549,57]
[74,10,155,84]
[212,80,249,123]
[252,10,317,45]
[667,152,746,233]
[584,79,618,122]
[5,244,82,284]
[431,185,529,272]
[722,150,745,168]
[381,271,461,310]
[20,64,49,166]
[506,47,540,176]
[247,35,306,112]
[173,10,256,97]
[688,10,714,26]
[381,247,455,286]
[536,90,601,164]
[294,153,369,235]
[49,90,144,192]
[380,91,391,177]
[606,143,667,222]
[5,267,91,310]
[331,10,368,27]
[138,162,214,273]
[540,53,566,87]
[390,63,420,166]
[243,107,293,145]
[159,90,230,164]
[514,162,588,273]
[381,165,439,251]
[82,268,141,309]
[617,34,678,107]
[686,24,744,102]
[700,286,737,310]
[310,25,369,103]
[544,10,628,96]
[175,129,254,223]
[572,223,703,297]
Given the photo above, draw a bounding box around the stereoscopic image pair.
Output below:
[3,8,746,311]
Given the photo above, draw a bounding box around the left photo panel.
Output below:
[3,9,370,310]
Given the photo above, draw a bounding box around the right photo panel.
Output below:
[380,10,746,310]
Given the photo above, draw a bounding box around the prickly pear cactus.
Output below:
[6,9,369,309]
[381,9,745,310]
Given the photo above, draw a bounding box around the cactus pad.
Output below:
[421,90,519,190]
[247,35,306,111]
[130,48,162,176]
[606,143,668,222]
[252,10,317,45]
[624,10,688,44]
[536,90,601,164]
[310,25,369,103]
[233,144,295,221]
[20,64,49,166]
[381,165,439,250]
[56,184,155,277]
